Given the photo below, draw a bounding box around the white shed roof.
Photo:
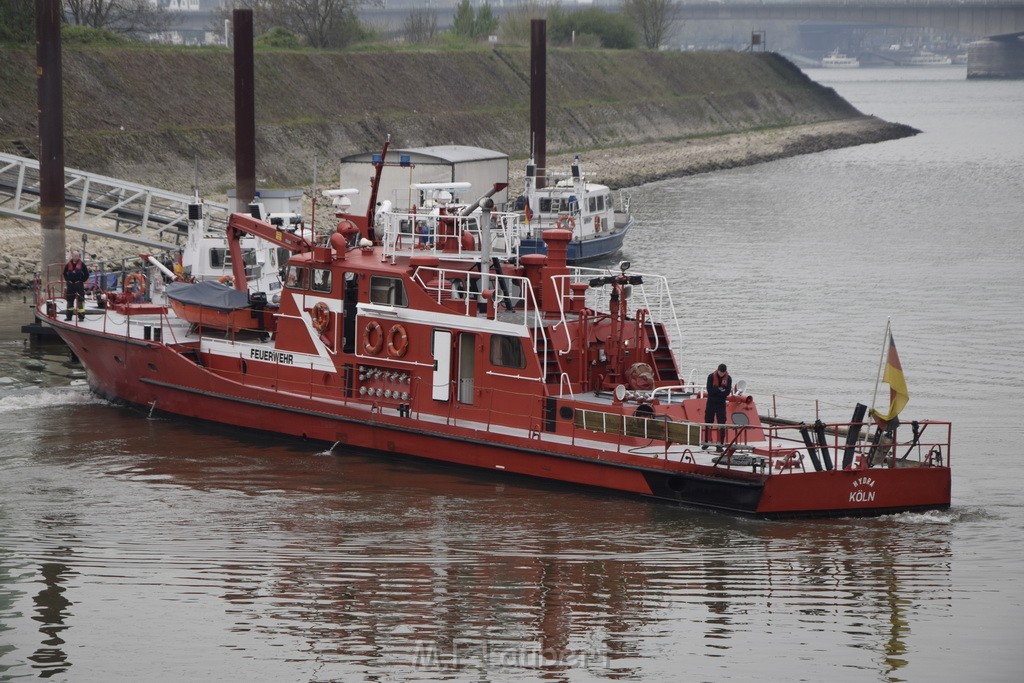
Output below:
[341,145,507,164]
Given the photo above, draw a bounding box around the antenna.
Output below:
[192,154,200,200]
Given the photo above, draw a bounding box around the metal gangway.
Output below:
[0,152,229,253]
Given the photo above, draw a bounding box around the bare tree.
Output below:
[498,1,547,46]
[227,0,373,49]
[64,0,168,38]
[403,7,438,45]
[622,0,679,50]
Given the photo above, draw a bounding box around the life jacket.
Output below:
[64,259,87,283]
[710,371,730,389]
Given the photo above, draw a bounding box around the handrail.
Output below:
[378,208,522,263]
[0,152,229,252]
[570,406,952,471]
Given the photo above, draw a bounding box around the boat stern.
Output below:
[756,464,951,517]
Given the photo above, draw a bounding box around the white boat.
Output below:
[515,155,635,263]
[85,195,296,309]
[902,52,953,66]
[821,50,859,68]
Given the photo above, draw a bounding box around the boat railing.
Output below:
[617,189,632,216]
[411,265,535,321]
[649,385,699,403]
[569,408,952,472]
[378,209,521,263]
[549,268,684,356]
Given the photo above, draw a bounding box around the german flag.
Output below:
[524,199,533,224]
[870,332,909,423]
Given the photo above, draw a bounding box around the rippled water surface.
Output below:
[1,69,1022,681]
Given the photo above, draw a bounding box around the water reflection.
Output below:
[0,288,962,680]
[28,555,74,678]
[101,422,952,681]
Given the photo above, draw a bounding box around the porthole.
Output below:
[633,404,656,418]
[731,412,750,426]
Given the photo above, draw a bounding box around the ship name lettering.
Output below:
[250,348,294,365]
[849,491,876,503]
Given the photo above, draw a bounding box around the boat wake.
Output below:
[0,385,97,414]
[886,507,981,525]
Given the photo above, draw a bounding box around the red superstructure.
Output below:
[38,188,951,518]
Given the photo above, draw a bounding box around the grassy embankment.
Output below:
[0,45,884,194]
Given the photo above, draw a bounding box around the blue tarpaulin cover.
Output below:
[166,281,251,312]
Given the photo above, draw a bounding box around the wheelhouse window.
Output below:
[210,248,256,269]
[285,265,307,289]
[370,276,408,307]
[490,334,526,369]
[311,268,332,293]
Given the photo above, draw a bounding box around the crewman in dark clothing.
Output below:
[62,250,90,321]
[704,363,733,448]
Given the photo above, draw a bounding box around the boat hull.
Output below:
[519,216,634,263]
[50,319,950,519]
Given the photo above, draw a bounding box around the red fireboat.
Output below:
[37,157,950,518]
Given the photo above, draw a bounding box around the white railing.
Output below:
[378,208,523,263]
[549,267,685,358]
[410,265,548,382]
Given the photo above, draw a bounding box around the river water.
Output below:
[1,67,1021,681]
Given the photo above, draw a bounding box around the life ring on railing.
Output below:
[363,321,384,354]
[218,275,234,287]
[387,324,409,358]
[311,302,330,334]
[123,273,147,300]
[555,215,576,232]
[594,215,601,232]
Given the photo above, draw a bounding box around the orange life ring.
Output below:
[311,302,330,334]
[218,275,234,286]
[594,215,601,232]
[363,320,384,354]
[124,273,147,300]
[555,215,576,232]
[387,324,409,358]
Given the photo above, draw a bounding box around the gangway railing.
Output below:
[0,152,229,253]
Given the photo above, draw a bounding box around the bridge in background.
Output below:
[156,1,1024,78]
[674,1,1024,40]
[168,2,1024,42]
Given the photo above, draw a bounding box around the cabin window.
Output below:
[285,265,307,289]
[597,195,606,211]
[311,268,332,293]
[210,248,256,269]
[370,276,408,307]
[490,335,526,369]
[588,197,597,213]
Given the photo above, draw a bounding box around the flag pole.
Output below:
[870,318,891,416]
